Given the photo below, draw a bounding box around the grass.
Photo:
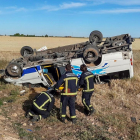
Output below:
[75,119,113,140]
[0,74,22,107]
[0,90,19,107]
[13,123,38,140]
[0,84,20,107]
[0,59,9,69]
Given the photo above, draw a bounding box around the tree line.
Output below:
[10,33,48,37]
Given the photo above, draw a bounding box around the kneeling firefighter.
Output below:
[79,64,95,116]
[26,89,55,122]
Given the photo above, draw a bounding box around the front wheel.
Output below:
[6,62,22,77]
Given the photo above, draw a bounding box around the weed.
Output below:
[35,126,41,131]
[0,100,3,106]
[13,123,36,140]
[0,60,9,69]
[46,115,59,123]
[0,88,19,107]
[129,124,140,140]
[75,126,110,140]
[108,92,116,100]
[64,132,73,137]
[17,127,34,139]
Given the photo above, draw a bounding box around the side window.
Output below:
[58,66,66,76]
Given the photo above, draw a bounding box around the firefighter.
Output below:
[79,64,94,116]
[55,64,78,124]
[26,89,55,122]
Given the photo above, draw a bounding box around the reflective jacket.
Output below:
[55,71,78,95]
[79,70,94,92]
[33,92,55,111]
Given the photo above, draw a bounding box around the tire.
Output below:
[89,30,103,44]
[20,46,34,57]
[83,44,100,63]
[6,62,22,77]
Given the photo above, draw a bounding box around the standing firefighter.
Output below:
[26,90,55,122]
[55,64,78,124]
[79,64,94,116]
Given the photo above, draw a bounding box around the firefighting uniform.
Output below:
[27,91,55,120]
[79,70,94,113]
[55,71,78,120]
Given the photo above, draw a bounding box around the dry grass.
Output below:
[91,50,140,139]
[131,39,140,50]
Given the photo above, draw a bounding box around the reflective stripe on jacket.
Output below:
[55,71,79,95]
[79,71,94,92]
[33,92,54,111]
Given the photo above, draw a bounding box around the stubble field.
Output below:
[0,36,140,140]
[0,36,88,60]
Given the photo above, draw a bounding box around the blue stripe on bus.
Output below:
[22,65,41,76]
[22,67,37,76]
[36,65,41,71]
[72,65,109,77]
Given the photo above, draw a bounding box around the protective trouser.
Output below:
[82,91,93,112]
[60,95,76,120]
[28,103,51,120]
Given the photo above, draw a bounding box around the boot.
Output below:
[84,108,90,116]
[31,115,39,122]
[26,112,33,119]
[61,118,66,123]
[26,112,31,119]
[89,106,95,116]
[71,118,77,124]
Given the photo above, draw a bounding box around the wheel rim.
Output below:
[6,63,22,77]
[92,36,99,42]
[10,65,20,74]
[86,51,96,61]
[23,50,31,57]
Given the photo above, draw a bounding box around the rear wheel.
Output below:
[20,46,34,57]
[83,44,100,63]
[89,30,103,44]
[6,62,22,77]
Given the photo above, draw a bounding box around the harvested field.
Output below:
[0,36,88,61]
[0,36,88,52]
